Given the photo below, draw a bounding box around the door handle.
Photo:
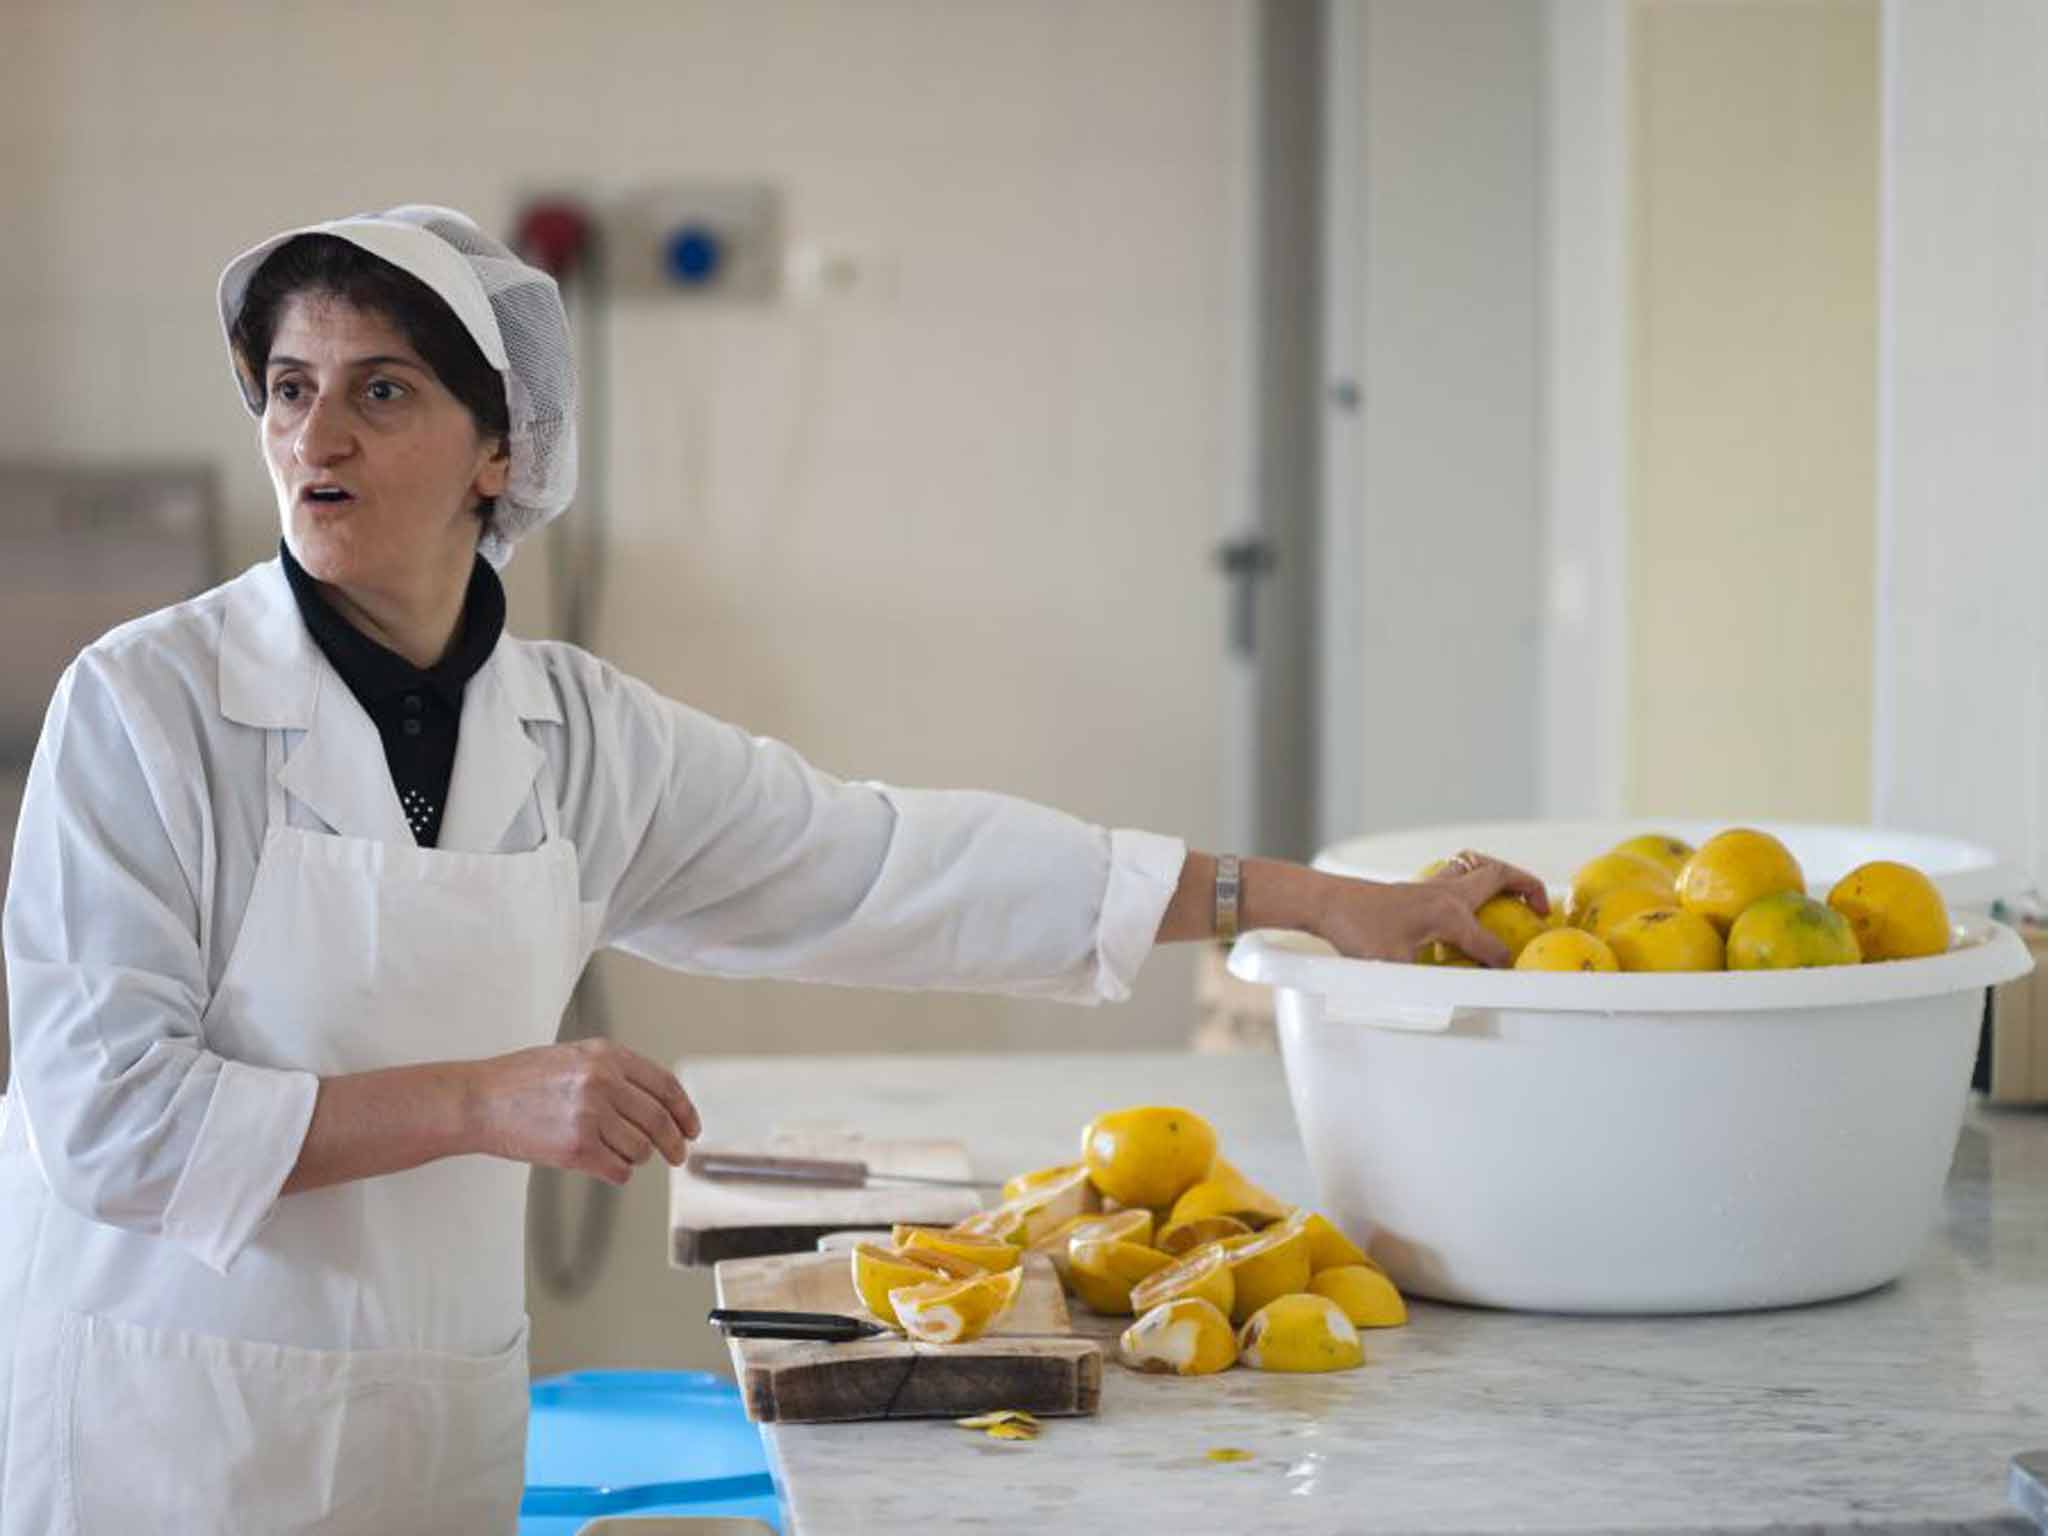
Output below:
[1214,537,1277,659]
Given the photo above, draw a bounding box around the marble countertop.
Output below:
[678,1052,2048,1535]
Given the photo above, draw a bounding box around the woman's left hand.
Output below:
[1311,851,1550,967]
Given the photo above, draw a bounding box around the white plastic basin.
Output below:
[1227,821,2034,1314]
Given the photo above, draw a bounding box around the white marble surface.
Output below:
[677,1052,2048,1535]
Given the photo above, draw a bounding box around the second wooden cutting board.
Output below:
[713,1248,1106,1424]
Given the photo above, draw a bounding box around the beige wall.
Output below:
[2,0,1243,1375]
[1625,0,1877,823]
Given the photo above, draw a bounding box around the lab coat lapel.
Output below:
[221,559,414,845]
[277,671,416,845]
[434,645,545,854]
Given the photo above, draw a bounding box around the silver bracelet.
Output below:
[1215,854,1242,943]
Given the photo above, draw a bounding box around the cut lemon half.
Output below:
[1128,1242,1235,1318]
[1119,1297,1237,1376]
[850,1242,949,1328]
[894,1227,1021,1274]
[1067,1238,1174,1317]
[1308,1264,1407,1328]
[1155,1213,1252,1256]
[1237,1293,1365,1373]
[1214,1223,1312,1326]
[889,1265,1025,1345]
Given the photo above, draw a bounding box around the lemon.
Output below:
[1567,851,1675,926]
[1605,906,1725,972]
[1610,833,1696,879]
[949,1205,1028,1246]
[1827,861,1950,962]
[1167,1158,1292,1231]
[1237,1293,1365,1373]
[1514,928,1619,972]
[850,1242,949,1327]
[1214,1223,1313,1326]
[1001,1161,1084,1203]
[1080,1106,1218,1210]
[1128,1242,1236,1318]
[1288,1211,1376,1274]
[1727,892,1861,970]
[1579,885,1671,943]
[1307,1265,1408,1328]
[996,1163,1100,1243]
[1031,1209,1153,1288]
[1119,1297,1238,1376]
[1068,1238,1175,1316]
[1155,1213,1253,1256]
[889,1265,1025,1344]
[894,1227,1021,1274]
[1415,942,1481,967]
[1437,895,1551,967]
[1676,829,1806,935]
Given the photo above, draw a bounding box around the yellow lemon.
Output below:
[1080,1106,1218,1210]
[1514,928,1620,973]
[1610,833,1696,879]
[948,1205,1029,1246]
[895,1227,1021,1274]
[1567,851,1675,926]
[1579,885,1671,943]
[1155,1213,1253,1256]
[1307,1265,1408,1328]
[1237,1293,1365,1373]
[1828,861,1951,962]
[1214,1223,1314,1326]
[1415,942,1481,967]
[1437,895,1551,967]
[997,1163,1101,1244]
[889,1265,1024,1344]
[1606,906,1726,972]
[1000,1161,1084,1203]
[1676,829,1806,935]
[1128,1242,1236,1318]
[1068,1238,1175,1316]
[1727,892,1861,970]
[850,1242,949,1327]
[1167,1158,1292,1231]
[1288,1211,1377,1274]
[1119,1297,1238,1376]
[1031,1209,1154,1288]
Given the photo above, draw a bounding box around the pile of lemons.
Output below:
[1418,830,1953,973]
[848,1105,1394,1375]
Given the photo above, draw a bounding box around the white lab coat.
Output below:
[0,556,1185,1529]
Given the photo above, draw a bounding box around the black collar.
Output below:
[279,540,506,711]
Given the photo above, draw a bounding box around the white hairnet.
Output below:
[217,203,576,568]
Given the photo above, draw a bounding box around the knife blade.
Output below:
[689,1150,1003,1192]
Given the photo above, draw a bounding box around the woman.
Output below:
[0,204,1543,1533]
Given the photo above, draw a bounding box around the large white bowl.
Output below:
[1229,864,2033,1314]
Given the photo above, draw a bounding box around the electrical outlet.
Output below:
[609,182,781,302]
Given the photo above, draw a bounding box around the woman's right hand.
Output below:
[467,1039,702,1186]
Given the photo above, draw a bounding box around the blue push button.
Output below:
[664,225,724,285]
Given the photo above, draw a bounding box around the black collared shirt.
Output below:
[280,540,506,848]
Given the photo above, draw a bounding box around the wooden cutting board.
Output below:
[713,1248,1104,1424]
[670,1132,984,1266]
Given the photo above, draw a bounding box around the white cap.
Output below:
[218,204,576,569]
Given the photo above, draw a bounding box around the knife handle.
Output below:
[691,1151,869,1187]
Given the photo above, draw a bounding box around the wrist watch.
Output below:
[1215,854,1242,944]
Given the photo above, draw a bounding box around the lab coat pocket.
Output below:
[52,1311,526,1536]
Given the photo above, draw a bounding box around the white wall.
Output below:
[1876,0,2048,890]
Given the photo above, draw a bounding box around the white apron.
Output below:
[3,722,582,1535]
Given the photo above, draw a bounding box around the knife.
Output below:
[688,1150,1003,1192]
[706,1308,1093,1345]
